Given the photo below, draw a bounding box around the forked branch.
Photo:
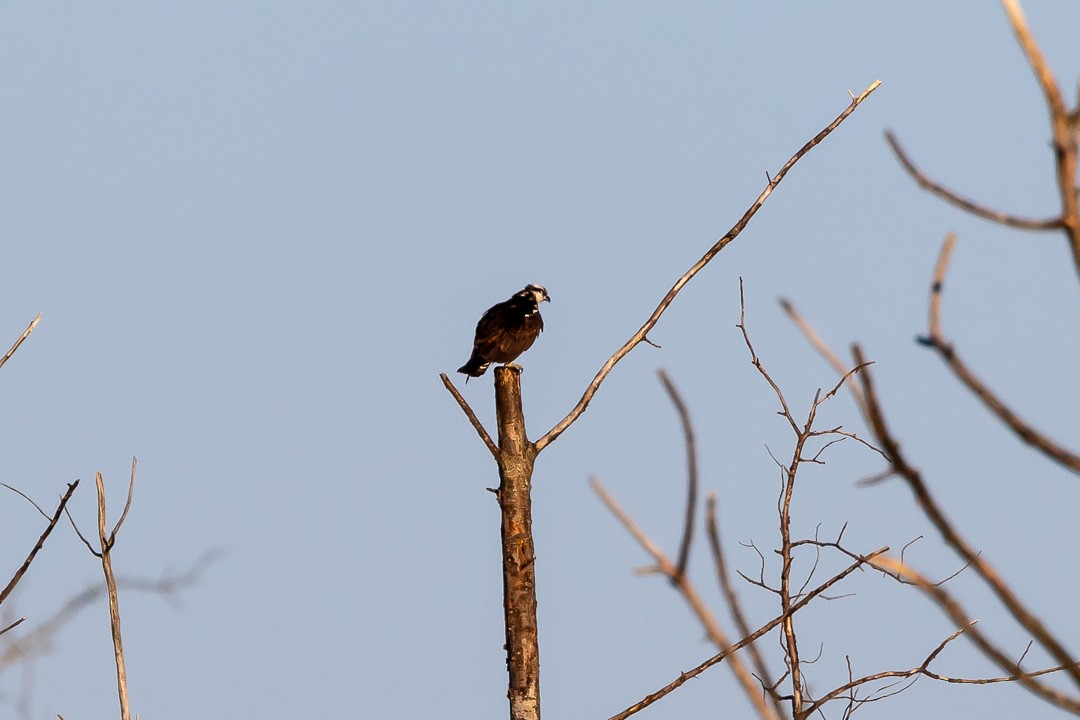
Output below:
[68,463,138,720]
[887,1,1080,278]
[96,468,133,720]
[920,234,1080,474]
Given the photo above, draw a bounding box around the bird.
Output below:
[458,284,550,378]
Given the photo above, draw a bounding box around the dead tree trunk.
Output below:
[494,365,541,720]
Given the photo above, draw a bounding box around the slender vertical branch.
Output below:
[778,434,807,719]
[95,471,131,720]
[494,366,541,720]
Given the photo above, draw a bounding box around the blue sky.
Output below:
[1,2,1079,718]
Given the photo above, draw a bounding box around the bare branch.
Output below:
[804,628,966,715]
[439,372,499,461]
[919,234,1080,474]
[657,369,698,583]
[608,547,888,720]
[739,283,846,719]
[109,457,138,543]
[535,81,882,454]
[0,314,42,372]
[853,348,1080,692]
[870,555,1080,714]
[94,471,131,720]
[0,481,80,607]
[739,280,799,435]
[0,617,25,637]
[884,130,1063,231]
[1001,0,1066,117]
[65,504,99,558]
[778,451,804,718]
[798,622,1068,717]
[1000,0,1080,275]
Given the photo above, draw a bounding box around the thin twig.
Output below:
[657,369,698,583]
[535,81,882,454]
[0,313,42,372]
[803,622,1076,716]
[0,482,52,521]
[920,234,1080,474]
[738,280,798,435]
[108,457,138,547]
[0,481,80,606]
[65,504,99,558]
[884,130,1062,231]
[440,372,499,460]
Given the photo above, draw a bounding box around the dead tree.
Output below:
[443,82,881,720]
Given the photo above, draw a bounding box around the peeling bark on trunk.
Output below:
[494,366,540,720]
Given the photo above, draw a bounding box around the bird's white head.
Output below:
[524,284,550,305]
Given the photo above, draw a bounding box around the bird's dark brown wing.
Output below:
[472,300,542,363]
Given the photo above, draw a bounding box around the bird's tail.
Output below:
[457,355,490,378]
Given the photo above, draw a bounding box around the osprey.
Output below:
[458,284,550,378]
